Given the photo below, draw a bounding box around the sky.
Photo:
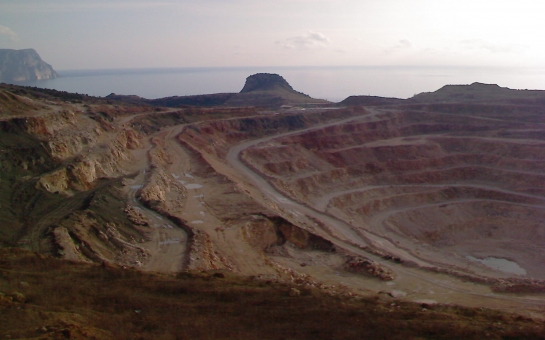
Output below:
[2,0,545,71]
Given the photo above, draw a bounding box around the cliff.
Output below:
[0,48,58,82]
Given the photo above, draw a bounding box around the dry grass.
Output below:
[0,248,544,339]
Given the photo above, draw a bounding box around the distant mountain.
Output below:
[0,49,58,82]
[107,73,329,108]
[410,82,545,104]
[108,92,236,107]
[224,73,328,107]
[240,73,298,93]
[339,95,405,106]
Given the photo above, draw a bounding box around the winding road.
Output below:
[224,107,545,316]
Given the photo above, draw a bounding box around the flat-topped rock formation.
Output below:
[240,73,296,93]
[107,73,329,108]
[410,82,545,103]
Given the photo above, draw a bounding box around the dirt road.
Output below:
[126,169,188,272]
[223,108,545,317]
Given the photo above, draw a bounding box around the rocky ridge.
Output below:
[410,82,545,103]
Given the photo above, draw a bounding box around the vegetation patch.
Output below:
[0,248,544,339]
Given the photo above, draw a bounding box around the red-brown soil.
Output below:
[3,83,545,326]
[236,105,545,281]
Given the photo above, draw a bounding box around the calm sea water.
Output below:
[13,66,545,102]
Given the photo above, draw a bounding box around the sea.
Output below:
[12,66,545,102]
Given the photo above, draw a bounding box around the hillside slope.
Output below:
[1,248,544,339]
[410,82,545,104]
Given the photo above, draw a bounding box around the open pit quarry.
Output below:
[2,80,545,320]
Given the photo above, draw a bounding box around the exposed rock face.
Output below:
[345,257,395,281]
[277,222,335,251]
[225,73,328,108]
[242,215,335,253]
[0,49,58,82]
[240,73,297,93]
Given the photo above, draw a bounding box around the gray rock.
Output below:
[0,49,58,82]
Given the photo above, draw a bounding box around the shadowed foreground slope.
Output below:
[1,249,544,340]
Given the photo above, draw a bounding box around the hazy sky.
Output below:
[2,0,545,71]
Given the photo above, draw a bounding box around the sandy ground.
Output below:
[126,169,188,273]
[119,122,280,276]
[112,115,190,273]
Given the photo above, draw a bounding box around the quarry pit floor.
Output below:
[116,106,545,318]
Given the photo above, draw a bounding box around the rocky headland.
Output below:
[0,49,58,82]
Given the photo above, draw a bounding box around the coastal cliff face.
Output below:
[0,49,58,82]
